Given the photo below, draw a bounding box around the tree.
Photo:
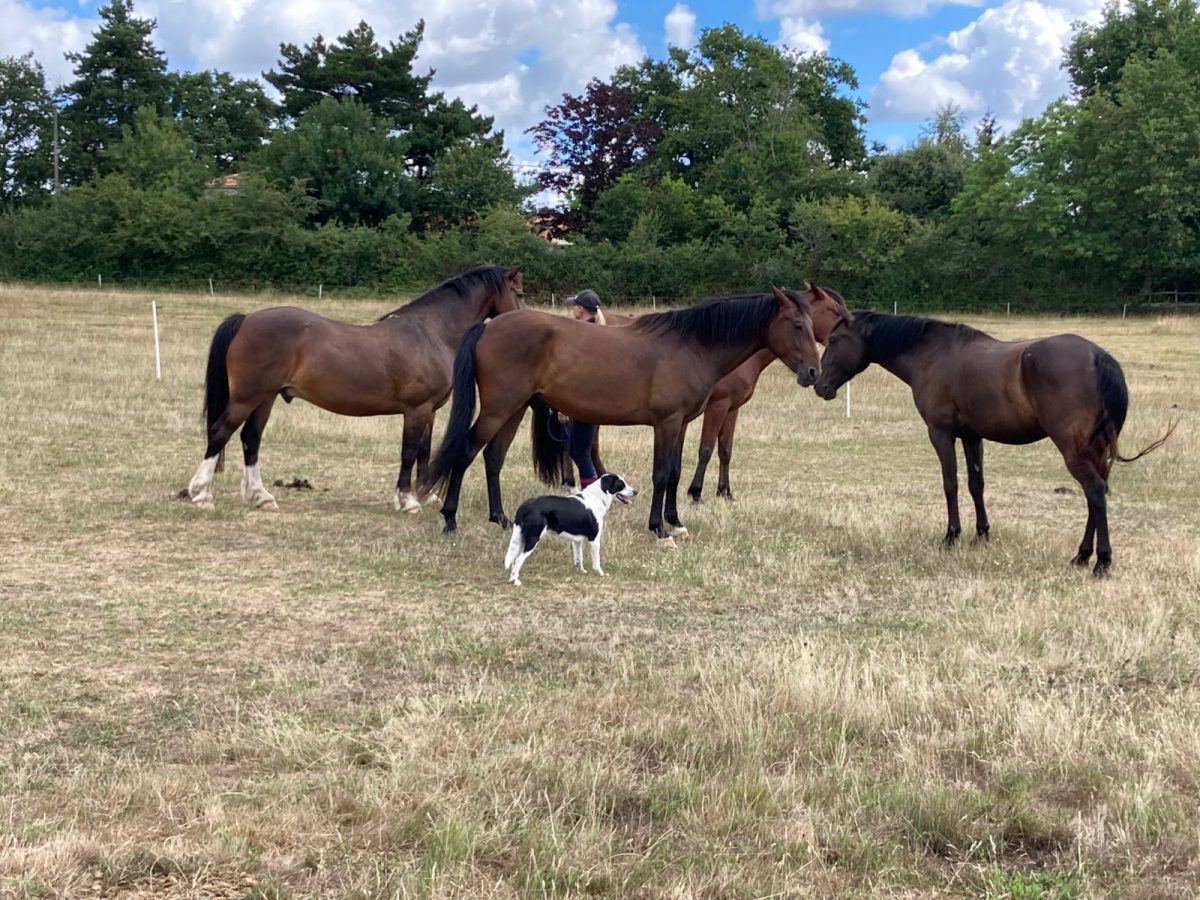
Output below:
[870,106,972,219]
[168,71,274,173]
[0,53,54,209]
[420,137,528,228]
[527,76,664,210]
[264,19,494,176]
[106,106,210,195]
[248,97,414,227]
[1066,0,1199,97]
[58,0,169,183]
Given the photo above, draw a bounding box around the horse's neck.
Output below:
[745,348,776,375]
[868,330,937,387]
[704,336,772,383]
[385,292,489,347]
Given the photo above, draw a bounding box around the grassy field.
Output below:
[1,283,1197,899]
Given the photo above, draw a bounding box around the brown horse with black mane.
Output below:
[559,284,848,492]
[423,287,824,543]
[687,284,847,502]
[186,265,525,511]
[814,309,1174,576]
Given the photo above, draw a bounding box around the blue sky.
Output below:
[5,0,1104,165]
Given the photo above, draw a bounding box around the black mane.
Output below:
[634,292,797,346]
[378,265,508,320]
[854,311,985,359]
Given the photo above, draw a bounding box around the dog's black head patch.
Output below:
[599,473,637,504]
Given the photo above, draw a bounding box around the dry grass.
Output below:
[1,283,1198,899]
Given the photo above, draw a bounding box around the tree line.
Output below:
[0,0,1197,309]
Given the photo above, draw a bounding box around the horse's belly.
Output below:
[966,421,1046,445]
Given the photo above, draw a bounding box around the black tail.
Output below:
[424,322,486,494]
[202,313,246,473]
[1092,348,1176,465]
[529,395,566,486]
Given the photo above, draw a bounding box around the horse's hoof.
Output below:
[395,492,422,513]
[669,526,689,540]
[657,536,678,550]
[256,499,279,511]
[687,490,702,504]
[972,531,990,545]
[194,499,215,511]
[1071,553,1091,568]
[942,532,960,548]
[424,492,440,507]
[1092,564,1111,579]
[490,515,511,529]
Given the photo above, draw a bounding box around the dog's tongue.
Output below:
[617,494,631,505]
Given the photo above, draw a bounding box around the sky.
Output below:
[4,0,1108,175]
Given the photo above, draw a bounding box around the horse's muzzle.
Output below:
[796,366,818,388]
[814,380,838,401]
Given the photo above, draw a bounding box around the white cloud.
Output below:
[0,0,96,87]
[8,0,644,154]
[870,0,1107,126]
[779,15,829,54]
[664,2,696,48]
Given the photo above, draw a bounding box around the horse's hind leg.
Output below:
[716,407,740,501]
[590,428,607,478]
[483,408,525,528]
[440,409,520,536]
[239,398,279,510]
[648,418,683,544]
[963,436,989,541]
[395,411,430,513]
[1067,455,1110,577]
[687,404,724,503]
[188,399,260,509]
[418,416,439,507]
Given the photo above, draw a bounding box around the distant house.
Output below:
[205,173,243,195]
[527,206,579,244]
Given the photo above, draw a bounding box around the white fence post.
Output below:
[151,301,161,380]
[318,283,323,299]
[652,294,657,311]
[208,278,214,296]
[893,300,897,315]
[845,382,851,419]
[98,274,102,289]
[1122,303,1128,320]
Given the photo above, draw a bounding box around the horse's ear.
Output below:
[504,265,522,280]
[804,280,813,292]
[770,283,793,308]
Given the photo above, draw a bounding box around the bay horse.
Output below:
[186,265,525,511]
[555,285,848,494]
[687,284,847,502]
[422,287,823,543]
[813,309,1174,576]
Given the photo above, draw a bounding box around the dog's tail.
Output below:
[504,524,524,572]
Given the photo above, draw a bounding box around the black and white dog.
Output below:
[503,473,637,586]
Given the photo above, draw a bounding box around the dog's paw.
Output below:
[595,569,606,577]
[509,576,522,587]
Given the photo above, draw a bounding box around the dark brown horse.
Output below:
[687,284,847,502]
[423,288,823,543]
[813,309,1173,576]
[187,265,525,511]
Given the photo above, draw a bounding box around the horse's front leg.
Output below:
[648,420,680,545]
[927,426,961,545]
[962,436,989,541]
[394,411,428,513]
[664,420,690,540]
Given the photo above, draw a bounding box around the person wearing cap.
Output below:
[557,289,607,488]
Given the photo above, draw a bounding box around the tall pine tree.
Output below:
[58,0,169,183]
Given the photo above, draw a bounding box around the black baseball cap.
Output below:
[568,289,601,312]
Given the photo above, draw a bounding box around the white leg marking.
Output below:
[590,540,604,576]
[240,463,278,510]
[395,489,421,513]
[188,455,219,509]
[424,491,441,507]
[669,525,690,540]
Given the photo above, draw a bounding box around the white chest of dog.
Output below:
[504,473,637,586]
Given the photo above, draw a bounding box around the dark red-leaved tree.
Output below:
[527,77,662,211]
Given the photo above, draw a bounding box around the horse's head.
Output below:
[814,307,866,400]
[491,266,526,315]
[767,285,821,388]
[803,282,849,344]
